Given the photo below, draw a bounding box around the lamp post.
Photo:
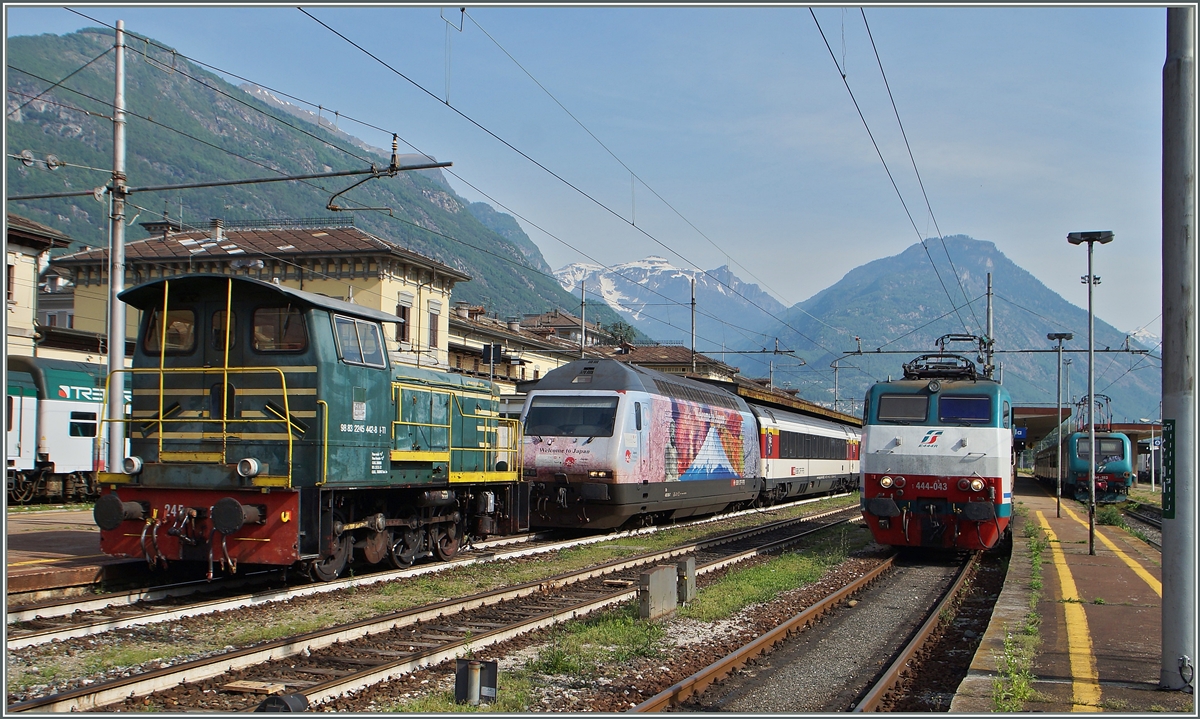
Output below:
[1068,230,1114,556]
[1048,332,1074,518]
[1063,359,1073,430]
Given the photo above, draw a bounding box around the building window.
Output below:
[473,359,479,373]
[6,264,14,302]
[521,367,526,381]
[534,369,540,380]
[455,354,462,369]
[428,312,439,350]
[395,304,410,343]
[46,313,57,327]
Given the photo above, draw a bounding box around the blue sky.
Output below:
[6,4,1168,341]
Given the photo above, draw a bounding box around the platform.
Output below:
[953,475,1193,713]
[5,508,142,606]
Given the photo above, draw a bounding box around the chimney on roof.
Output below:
[455,301,470,319]
[210,218,224,243]
[506,317,521,332]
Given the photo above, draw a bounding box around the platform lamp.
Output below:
[1048,332,1074,518]
[1068,230,1113,556]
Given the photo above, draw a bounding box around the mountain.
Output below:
[5,28,623,325]
[555,256,787,351]
[739,235,1160,421]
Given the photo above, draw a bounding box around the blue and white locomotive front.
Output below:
[860,359,1014,550]
[522,359,761,529]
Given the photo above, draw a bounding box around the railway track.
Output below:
[7,505,858,712]
[1123,507,1163,549]
[7,495,848,651]
[631,551,980,713]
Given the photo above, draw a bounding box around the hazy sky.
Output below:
[6,4,1169,340]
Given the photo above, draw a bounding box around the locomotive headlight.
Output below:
[588,470,613,479]
[893,477,906,488]
[237,458,262,478]
[879,475,894,488]
[123,456,143,475]
[957,478,971,491]
[969,478,986,492]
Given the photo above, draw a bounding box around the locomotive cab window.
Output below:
[525,396,619,437]
[877,394,927,423]
[253,306,307,353]
[333,315,387,368]
[939,396,992,424]
[1077,437,1126,460]
[143,308,196,354]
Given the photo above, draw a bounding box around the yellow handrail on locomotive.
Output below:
[390,382,454,462]
[317,399,329,486]
[450,392,522,482]
[389,379,521,481]
[101,365,295,487]
[99,277,296,487]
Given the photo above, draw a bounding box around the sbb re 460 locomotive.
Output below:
[92,275,525,581]
[860,352,1014,550]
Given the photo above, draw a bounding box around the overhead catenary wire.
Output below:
[6,44,113,117]
[28,12,873,388]
[8,48,771,355]
[860,8,982,336]
[463,10,847,338]
[51,13,782,353]
[809,8,971,337]
[58,8,880,386]
[300,8,879,381]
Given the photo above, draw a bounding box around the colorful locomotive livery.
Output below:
[860,353,1014,550]
[88,274,861,581]
[92,274,523,581]
[521,359,859,529]
[1034,431,1133,503]
[6,356,130,504]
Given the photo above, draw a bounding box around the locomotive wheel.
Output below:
[434,522,460,561]
[388,528,421,569]
[310,512,350,582]
[361,530,390,565]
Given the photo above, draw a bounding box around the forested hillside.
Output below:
[6,28,621,324]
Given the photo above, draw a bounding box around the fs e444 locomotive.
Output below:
[860,352,1014,551]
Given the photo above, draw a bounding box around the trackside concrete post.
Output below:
[676,557,696,604]
[639,565,677,620]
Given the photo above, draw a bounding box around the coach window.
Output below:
[939,396,992,424]
[143,308,196,354]
[1003,401,1011,429]
[877,394,927,423]
[333,315,387,368]
[212,310,237,350]
[252,306,307,352]
[69,411,98,437]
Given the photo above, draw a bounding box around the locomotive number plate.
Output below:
[914,481,947,491]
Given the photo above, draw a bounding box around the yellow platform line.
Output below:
[1061,505,1162,597]
[1037,510,1101,711]
[8,554,108,567]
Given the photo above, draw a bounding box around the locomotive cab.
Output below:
[860,353,1013,550]
[95,274,523,581]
